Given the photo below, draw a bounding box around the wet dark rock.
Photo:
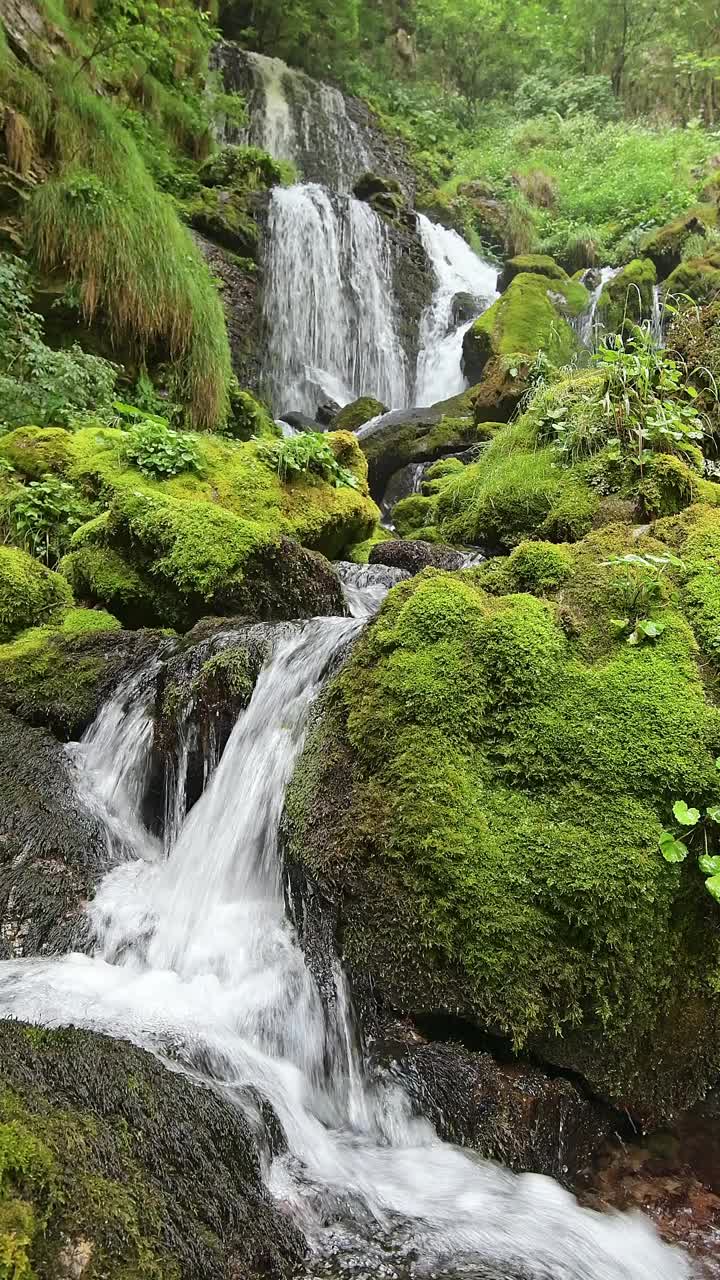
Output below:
[387,213,434,379]
[150,620,277,829]
[369,540,465,575]
[0,708,109,957]
[451,290,481,327]
[195,232,263,391]
[279,412,319,433]
[0,1019,305,1280]
[317,399,341,427]
[353,172,406,221]
[375,1020,614,1185]
[358,393,478,501]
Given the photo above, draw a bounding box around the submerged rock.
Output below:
[0,1020,304,1279]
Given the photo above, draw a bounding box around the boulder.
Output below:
[358,393,488,502]
[498,253,569,293]
[353,172,406,220]
[284,534,720,1125]
[316,398,341,426]
[462,271,587,386]
[369,539,465,574]
[451,290,480,327]
[0,546,71,641]
[0,708,109,956]
[664,254,720,305]
[278,411,319,432]
[0,1020,304,1279]
[333,396,387,431]
[642,204,718,279]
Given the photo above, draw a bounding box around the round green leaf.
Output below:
[659,832,689,863]
[672,800,700,826]
[699,855,720,876]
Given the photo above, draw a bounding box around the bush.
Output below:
[123,419,203,479]
[514,74,620,123]
[258,433,361,489]
[0,475,95,566]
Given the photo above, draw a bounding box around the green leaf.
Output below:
[659,832,689,863]
[699,855,720,875]
[706,806,720,823]
[673,800,700,826]
[705,874,720,904]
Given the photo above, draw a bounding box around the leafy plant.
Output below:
[603,552,683,645]
[659,762,720,905]
[258,433,360,489]
[123,419,202,478]
[1,475,92,565]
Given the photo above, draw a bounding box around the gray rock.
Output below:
[370,540,465,575]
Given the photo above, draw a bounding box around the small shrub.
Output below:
[1,475,93,565]
[123,419,203,479]
[258,433,360,489]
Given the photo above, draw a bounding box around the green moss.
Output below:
[0,606,122,735]
[500,253,568,289]
[61,544,173,630]
[0,428,73,479]
[183,186,260,259]
[506,540,574,591]
[0,548,72,642]
[334,398,387,431]
[598,257,657,330]
[463,272,582,386]
[664,255,720,304]
[424,458,466,482]
[391,494,437,538]
[346,526,396,564]
[642,204,718,277]
[287,550,720,1116]
[637,453,700,518]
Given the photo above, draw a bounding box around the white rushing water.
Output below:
[216,46,374,192]
[0,569,692,1280]
[575,266,619,348]
[263,183,408,415]
[415,216,499,405]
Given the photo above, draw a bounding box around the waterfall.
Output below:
[0,572,691,1279]
[651,285,664,347]
[575,266,620,348]
[415,215,498,405]
[213,45,374,192]
[262,184,408,415]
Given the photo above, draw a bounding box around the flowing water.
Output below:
[0,569,693,1280]
[415,216,498,405]
[262,184,408,415]
[213,45,374,192]
[575,267,619,348]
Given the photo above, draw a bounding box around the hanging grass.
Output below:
[22,60,231,427]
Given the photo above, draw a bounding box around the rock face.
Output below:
[462,270,587,386]
[369,539,466,574]
[642,204,718,279]
[196,233,263,391]
[598,257,657,329]
[375,1021,614,1185]
[358,391,483,502]
[0,1020,304,1280]
[0,709,109,957]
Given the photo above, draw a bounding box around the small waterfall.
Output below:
[0,573,693,1279]
[651,285,664,347]
[263,184,407,415]
[214,45,374,192]
[575,266,620,348]
[415,216,498,405]
[380,461,427,527]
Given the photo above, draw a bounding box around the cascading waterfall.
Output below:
[263,183,408,415]
[415,215,499,404]
[0,567,692,1280]
[213,45,374,192]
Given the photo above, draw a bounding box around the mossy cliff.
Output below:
[285,520,720,1124]
[0,1020,303,1280]
[462,269,587,388]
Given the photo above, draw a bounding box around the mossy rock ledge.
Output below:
[0,1019,304,1280]
[284,549,720,1125]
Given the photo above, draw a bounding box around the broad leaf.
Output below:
[705,875,720,904]
[706,807,720,823]
[699,855,720,876]
[673,800,700,826]
[659,832,689,863]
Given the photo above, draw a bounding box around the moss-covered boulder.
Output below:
[462,271,586,387]
[334,397,387,432]
[497,253,568,293]
[0,608,162,739]
[642,205,718,279]
[0,1020,303,1280]
[369,539,465,575]
[597,257,657,331]
[353,173,406,221]
[284,534,720,1123]
[664,254,720,305]
[0,547,72,641]
[0,426,74,478]
[63,491,346,631]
